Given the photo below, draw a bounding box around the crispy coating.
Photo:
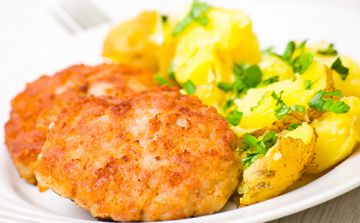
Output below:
[34,87,240,221]
[5,64,155,184]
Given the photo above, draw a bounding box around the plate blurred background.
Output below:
[1,0,360,222]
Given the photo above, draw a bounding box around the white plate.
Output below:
[1,1,360,223]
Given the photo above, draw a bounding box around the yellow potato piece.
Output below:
[239,123,316,206]
[207,8,261,64]
[259,54,294,81]
[306,96,360,174]
[103,11,164,72]
[232,61,332,136]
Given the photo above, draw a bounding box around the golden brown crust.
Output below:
[5,64,155,184]
[34,87,240,221]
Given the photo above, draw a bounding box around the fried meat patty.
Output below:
[34,87,240,221]
[5,64,155,184]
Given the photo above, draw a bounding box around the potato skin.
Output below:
[5,64,155,184]
[34,87,240,221]
[240,123,316,206]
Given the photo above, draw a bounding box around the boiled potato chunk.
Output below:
[239,123,316,206]
[259,54,294,81]
[232,61,333,136]
[207,8,261,64]
[306,96,360,174]
[103,11,164,72]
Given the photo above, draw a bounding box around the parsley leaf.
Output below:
[161,15,168,23]
[217,82,233,92]
[283,41,296,62]
[154,74,173,87]
[241,153,260,168]
[271,91,305,119]
[172,0,212,36]
[182,80,196,95]
[317,43,338,56]
[331,57,349,80]
[243,65,263,88]
[303,80,313,90]
[242,132,278,167]
[260,76,279,87]
[309,90,350,113]
[293,52,314,74]
[218,64,263,94]
[226,110,243,126]
[288,123,301,131]
[224,99,234,110]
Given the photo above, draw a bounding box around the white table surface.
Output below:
[1,0,360,222]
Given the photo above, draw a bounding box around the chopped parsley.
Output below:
[242,131,278,167]
[331,57,349,80]
[271,91,305,119]
[309,90,350,113]
[292,52,314,74]
[172,0,212,36]
[218,64,263,94]
[154,74,173,87]
[182,80,196,95]
[224,99,235,110]
[282,41,296,62]
[303,80,313,90]
[217,82,233,92]
[299,39,308,49]
[225,110,243,126]
[161,15,168,23]
[168,61,176,80]
[260,76,279,87]
[317,43,338,56]
[288,123,301,131]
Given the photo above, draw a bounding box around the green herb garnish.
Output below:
[309,90,350,113]
[288,123,301,131]
[226,110,243,126]
[271,91,305,119]
[331,57,349,80]
[182,80,196,95]
[161,15,168,23]
[317,43,338,56]
[172,0,212,36]
[154,74,173,87]
[243,65,263,88]
[292,52,314,74]
[224,99,234,110]
[303,80,313,90]
[217,82,233,92]
[283,41,296,62]
[242,131,278,167]
[260,76,279,87]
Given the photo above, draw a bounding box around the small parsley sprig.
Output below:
[172,0,212,36]
[309,90,350,113]
[217,64,263,95]
[225,110,243,126]
[182,80,196,95]
[241,131,278,168]
[317,43,338,56]
[271,91,305,119]
[154,74,174,87]
[331,57,349,80]
[288,123,301,131]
